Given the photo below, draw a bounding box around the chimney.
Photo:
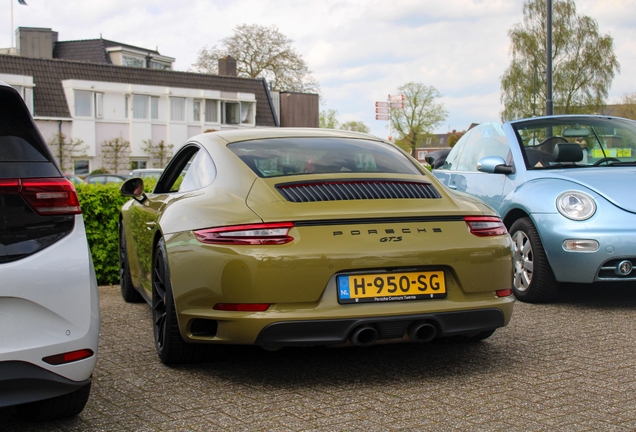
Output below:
[16,27,58,59]
[218,56,237,77]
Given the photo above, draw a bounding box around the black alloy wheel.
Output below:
[152,238,210,364]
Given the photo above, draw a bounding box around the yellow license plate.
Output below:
[337,271,446,304]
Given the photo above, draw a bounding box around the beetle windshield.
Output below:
[228,137,422,178]
[512,117,636,169]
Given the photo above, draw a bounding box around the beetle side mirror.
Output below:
[477,156,515,175]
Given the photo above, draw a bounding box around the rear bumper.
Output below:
[254,308,505,347]
[0,361,91,407]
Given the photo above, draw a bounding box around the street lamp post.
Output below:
[546,0,554,116]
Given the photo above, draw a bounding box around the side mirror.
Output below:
[477,156,515,174]
[120,177,145,199]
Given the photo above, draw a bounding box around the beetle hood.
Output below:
[536,168,636,214]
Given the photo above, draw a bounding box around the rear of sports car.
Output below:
[164,133,514,349]
[0,82,99,420]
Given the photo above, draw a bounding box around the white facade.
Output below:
[0,73,258,175]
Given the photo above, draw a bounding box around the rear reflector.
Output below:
[213,303,270,311]
[464,216,507,237]
[1,178,81,215]
[195,222,294,245]
[43,349,94,365]
[496,289,513,297]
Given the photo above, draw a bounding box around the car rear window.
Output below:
[227,137,422,178]
[0,85,59,178]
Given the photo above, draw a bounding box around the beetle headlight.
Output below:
[556,191,596,220]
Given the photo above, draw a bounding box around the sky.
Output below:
[3,0,636,139]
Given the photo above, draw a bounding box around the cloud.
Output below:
[3,0,634,137]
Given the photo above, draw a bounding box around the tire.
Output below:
[119,222,143,303]
[152,238,211,364]
[14,383,91,421]
[510,217,558,303]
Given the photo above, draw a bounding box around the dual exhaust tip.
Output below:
[349,321,437,347]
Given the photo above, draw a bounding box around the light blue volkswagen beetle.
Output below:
[429,116,636,303]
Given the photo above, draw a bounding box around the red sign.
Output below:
[375,101,389,108]
[375,114,390,121]
[389,94,404,102]
[390,102,404,109]
[375,107,390,114]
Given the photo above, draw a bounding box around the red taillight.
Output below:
[6,178,81,215]
[194,222,294,245]
[0,179,20,193]
[42,349,94,365]
[213,303,270,311]
[464,216,507,237]
[496,289,513,297]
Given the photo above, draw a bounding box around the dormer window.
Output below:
[122,56,144,68]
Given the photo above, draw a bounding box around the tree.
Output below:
[47,132,87,173]
[447,131,464,148]
[100,137,131,174]
[142,139,174,168]
[390,82,448,156]
[192,24,320,94]
[319,109,340,129]
[610,92,636,120]
[500,0,620,121]
[340,121,370,134]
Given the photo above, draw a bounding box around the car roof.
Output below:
[201,128,383,145]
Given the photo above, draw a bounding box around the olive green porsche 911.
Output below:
[119,128,514,364]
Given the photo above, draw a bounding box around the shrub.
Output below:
[75,178,157,285]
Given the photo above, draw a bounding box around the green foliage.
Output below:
[340,120,370,133]
[390,82,448,156]
[319,109,340,129]
[75,178,157,285]
[501,0,620,120]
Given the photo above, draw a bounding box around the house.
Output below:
[0,27,318,175]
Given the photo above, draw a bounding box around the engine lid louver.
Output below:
[276,180,441,203]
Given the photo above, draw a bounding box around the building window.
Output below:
[74,159,90,175]
[123,56,144,67]
[150,61,170,70]
[151,96,159,120]
[131,160,147,170]
[193,100,201,122]
[133,94,149,119]
[224,102,240,124]
[75,90,93,117]
[439,137,445,145]
[95,93,104,118]
[418,151,425,159]
[125,95,129,118]
[205,100,218,123]
[240,102,254,124]
[170,97,185,121]
[10,84,34,114]
[426,137,432,145]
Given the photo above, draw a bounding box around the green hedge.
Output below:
[75,179,156,285]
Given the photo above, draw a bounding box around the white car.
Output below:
[0,82,100,420]
[129,168,164,178]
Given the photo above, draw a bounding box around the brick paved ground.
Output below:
[3,283,636,431]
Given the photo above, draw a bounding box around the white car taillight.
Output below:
[1,178,81,215]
